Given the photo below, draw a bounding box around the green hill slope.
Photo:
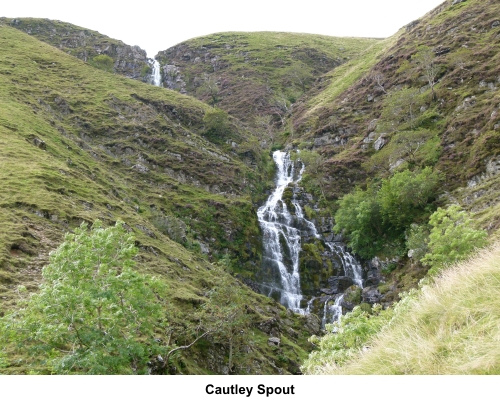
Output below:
[0,24,316,374]
[155,32,380,126]
[293,0,500,191]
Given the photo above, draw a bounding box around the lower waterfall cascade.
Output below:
[257,150,365,324]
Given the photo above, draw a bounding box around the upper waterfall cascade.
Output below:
[150,59,161,87]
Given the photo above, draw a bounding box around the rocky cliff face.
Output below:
[2,18,151,80]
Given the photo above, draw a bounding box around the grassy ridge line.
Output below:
[0,17,151,80]
[156,31,380,123]
[328,243,500,374]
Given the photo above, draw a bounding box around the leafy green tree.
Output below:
[379,87,421,131]
[284,63,313,93]
[204,278,251,373]
[412,46,439,100]
[1,220,169,374]
[421,205,488,274]
[334,184,384,258]
[196,74,220,107]
[406,223,430,263]
[379,167,440,232]
[334,168,440,259]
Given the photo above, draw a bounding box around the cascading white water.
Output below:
[257,150,365,321]
[323,242,364,325]
[326,242,363,289]
[257,151,307,313]
[322,294,344,328]
[151,59,161,87]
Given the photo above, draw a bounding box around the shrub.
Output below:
[421,205,488,274]
[90,54,114,73]
[202,109,232,144]
[334,168,440,259]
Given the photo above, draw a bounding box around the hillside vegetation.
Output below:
[293,0,500,197]
[305,243,500,374]
[0,23,316,374]
[1,0,500,375]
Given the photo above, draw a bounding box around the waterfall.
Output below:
[326,242,363,289]
[321,242,364,326]
[257,150,309,313]
[150,59,161,87]
[257,150,365,321]
[322,294,344,328]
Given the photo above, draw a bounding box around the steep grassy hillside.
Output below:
[0,17,151,81]
[156,32,380,127]
[310,243,500,374]
[293,0,500,197]
[0,23,316,374]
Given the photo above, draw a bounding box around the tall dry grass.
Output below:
[322,243,500,374]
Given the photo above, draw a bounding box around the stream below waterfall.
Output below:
[257,150,365,326]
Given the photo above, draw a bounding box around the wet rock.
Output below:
[303,313,321,335]
[341,285,362,310]
[451,0,467,5]
[328,276,354,292]
[364,268,382,287]
[362,286,382,304]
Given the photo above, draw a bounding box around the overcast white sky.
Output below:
[3,0,445,57]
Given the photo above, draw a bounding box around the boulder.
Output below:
[362,287,382,304]
[341,285,362,311]
[303,313,321,335]
[268,337,280,347]
[32,137,46,150]
[374,136,387,151]
[328,276,354,292]
[257,317,280,337]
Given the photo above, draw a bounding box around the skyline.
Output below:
[2,0,446,57]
